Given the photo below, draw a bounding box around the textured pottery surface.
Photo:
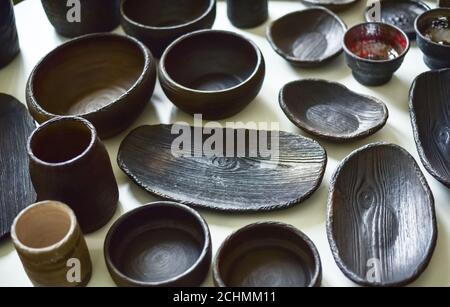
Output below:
[279,79,388,141]
[118,124,327,212]
[0,94,36,240]
[227,0,268,28]
[0,0,20,68]
[213,222,322,287]
[327,143,437,287]
[267,7,346,67]
[410,69,450,188]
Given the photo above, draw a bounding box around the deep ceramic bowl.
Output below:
[0,0,20,69]
[343,22,410,86]
[104,202,212,287]
[415,8,450,69]
[227,0,268,29]
[120,0,216,58]
[26,33,156,139]
[159,30,265,119]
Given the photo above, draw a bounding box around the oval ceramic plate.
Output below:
[410,69,450,188]
[327,143,437,287]
[118,124,327,212]
[279,79,388,142]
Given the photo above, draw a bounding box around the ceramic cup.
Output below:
[0,0,20,69]
[11,201,92,287]
[227,0,268,28]
[27,117,119,234]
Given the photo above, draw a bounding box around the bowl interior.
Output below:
[163,31,259,91]
[31,36,145,116]
[107,204,207,284]
[122,0,211,28]
[217,224,318,287]
[416,9,450,45]
[269,9,345,61]
[345,23,408,60]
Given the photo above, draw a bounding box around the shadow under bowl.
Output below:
[120,0,216,58]
[159,30,265,119]
[104,202,212,287]
[26,33,156,139]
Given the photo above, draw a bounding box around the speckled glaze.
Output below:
[0,0,20,68]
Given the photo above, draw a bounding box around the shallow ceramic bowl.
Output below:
[267,8,347,67]
[120,0,216,58]
[104,202,212,287]
[213,222,322,287]
[300,0,360,11]
[159,30,265,119]
[26,33,156,139]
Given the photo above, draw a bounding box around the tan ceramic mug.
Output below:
[11,201,92,287]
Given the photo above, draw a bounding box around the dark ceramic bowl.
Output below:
[343,22,410,86]
[415,8,450,69]
[227,0,268,29]
[213,222,322,287]
[26,33,156,139]
[0,0,20,69]
[120,0,216,58]
[41,0,120,38]
[159,30,265,119]
[440,0,450,7]
[300,0,359,11]
[105,202,212,287]
[267,8,347,67]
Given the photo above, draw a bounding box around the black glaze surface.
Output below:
[267,7,346,67]
[280,79,388,142]
[327,143,437,287]
[0,0,20,69]
[227,0,268,28]
[300,0,359,11]
[0,94,36,240]
[410,69,450,188]
[118,124,327,212]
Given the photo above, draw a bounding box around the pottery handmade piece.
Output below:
[300,0,359,10]
[41,0,120,37]
[364,0,430,40]
[343,22,410,86]
[227,0,268,28]
[26,33,156,139]
[27,117,118,234]
[415,8,450,69]
[327,143,437,287]
[120,0,216,58]
[0,94,36,240]
[410,69,450,188]
[267,8,346,67]
[279,80,388,142]
[159,30,265,119]
[118,124,327,212]
[439,0,450,7]
[104,202,211,287]
[213,222,322,287]
[11,201,92,287]
[0,0,20,68]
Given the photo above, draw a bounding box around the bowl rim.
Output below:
[414,7,450,48]
[343,21,411,63]
[26,33,153,118]
[212,221,322,287]
[120,0,216,31]
[159,29,263,94]
[104,201,212,287]
[301,0,358,5]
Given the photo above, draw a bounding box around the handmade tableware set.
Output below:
[0,0,449,287]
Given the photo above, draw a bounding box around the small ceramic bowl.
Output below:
[300,0,359,11]
[343,22,410,86]
[267,7,347,67]
[227,0,268,28]
[213,222,322,287]
[26,33,156,139]
[120,0,216,58]
[104,202,212,287]
[415,8,450,69]
[159,30,265,119]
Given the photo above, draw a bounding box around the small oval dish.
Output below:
[26,33,156,139]
[300,0,359,11]
[104,202,212,287]
[213,222,322,287]
[120,0,216,58]
[279,79,388,142]
[327,143,437,287]
[267,8,347,67]
[118,124,327,212]
[343,22,410,86]
[159,30,265,119]
[410,69,450,188]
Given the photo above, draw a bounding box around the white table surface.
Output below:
[0,0,448,287]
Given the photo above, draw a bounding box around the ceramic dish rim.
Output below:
[363,0,431,26]
[414,7,450,48]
